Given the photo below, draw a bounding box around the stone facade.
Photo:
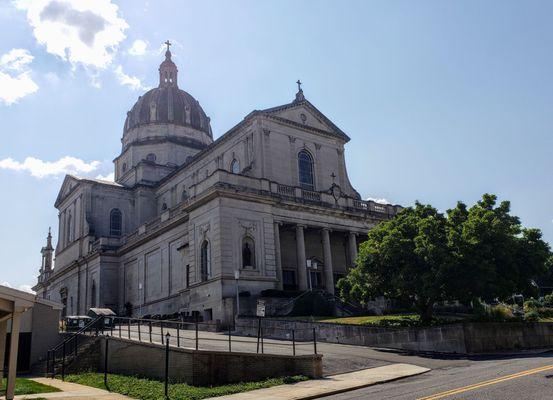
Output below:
[33,46,401,324]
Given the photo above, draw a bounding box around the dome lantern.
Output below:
[159,40,178,88]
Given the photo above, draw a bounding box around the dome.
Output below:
[123,46,212,137]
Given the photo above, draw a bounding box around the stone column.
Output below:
[348,232,358,268]
[295,225,308,290]
[6,310,22,400]
[0,319,6,379]
[274,222,283,290]
[321,228,334,295]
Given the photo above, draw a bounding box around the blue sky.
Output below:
[1,0,552,290]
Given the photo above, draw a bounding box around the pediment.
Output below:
[54,175,81,208]
[259,100,350,142]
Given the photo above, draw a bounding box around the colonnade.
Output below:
[273,222,359,294]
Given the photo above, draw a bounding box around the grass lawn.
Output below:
[319,314,419,325]
[65,373,308,400]
[318,314,468,327]
[0,377,60,396]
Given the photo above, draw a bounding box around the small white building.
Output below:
[33,44,400,325]
[0,285,62,400]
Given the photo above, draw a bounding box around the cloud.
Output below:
[114,65,149,91]
[1,281,35,293]
[14,0,128,69]
[128,39,148,56]
[95,172,114,181]
[0,156,100,178]
[366,197,390,204]
[0,48,39,105]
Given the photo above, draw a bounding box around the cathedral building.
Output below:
[33,44,401,323]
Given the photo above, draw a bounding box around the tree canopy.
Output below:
[337,194,551,324]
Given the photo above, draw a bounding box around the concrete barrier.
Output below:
[98,336,322,386]
[235,317,553,354]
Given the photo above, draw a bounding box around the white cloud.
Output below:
[0,156,100,178]
[366,197,390,204]
[0,281,35,293]
[14,0,128,69]
[95,172,114,181]
[128,39,148,56]
[114,65,148,91]
[0,48,39,105]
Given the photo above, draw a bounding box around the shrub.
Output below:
[543,294,553,307]
[525,310,540,322]
[523,298,542,312]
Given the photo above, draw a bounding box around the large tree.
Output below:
[337,194,551,324]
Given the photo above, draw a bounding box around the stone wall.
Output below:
[98,336,322,386]
[235,317,553,354]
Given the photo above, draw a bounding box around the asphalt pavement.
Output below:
[320,351,553,399]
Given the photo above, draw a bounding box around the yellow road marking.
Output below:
[417,364,553,400]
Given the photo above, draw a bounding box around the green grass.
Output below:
[65,372,308,400]
[318,314,467,327]
[0,377,60,396]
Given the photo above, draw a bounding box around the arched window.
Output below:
[181,189,188,202]
[298,150,314,190]
[161,202,168,211]
[146,153,157,162]
[122,162,127,173]
[91,280,97,308]
[242,237,255,268]
[200,240,211,281]
[110,209,122,236]
[230,159,240,174]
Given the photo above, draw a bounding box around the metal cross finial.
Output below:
[165,40,172,51]
[330,172,336,183]
[296,79,302,91]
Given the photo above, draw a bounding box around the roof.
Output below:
[88,308,116,316]
[0,284,63,312]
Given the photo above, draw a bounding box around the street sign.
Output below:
[256,300,266,317]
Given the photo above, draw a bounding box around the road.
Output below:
[322,352,553,400]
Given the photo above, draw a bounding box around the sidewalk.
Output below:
[206,363,430,400]
[4,378,131,400]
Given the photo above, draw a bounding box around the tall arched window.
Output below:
[298,150,314,190]
[110,209,122,236]
[200,240,211,281]
[181,188,189,202]
[242,236,255,269]
[230,159,240,174]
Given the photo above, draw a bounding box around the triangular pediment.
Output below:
[259,100,350,142]
[54,175,81,208]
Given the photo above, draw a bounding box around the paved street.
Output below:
[321,352,553,399]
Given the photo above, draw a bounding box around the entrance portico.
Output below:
[276,222,366,293]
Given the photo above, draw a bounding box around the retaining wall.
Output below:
[235,317,553,354]
[99,336,322,386]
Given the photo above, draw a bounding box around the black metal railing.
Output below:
[95,315,318,357]
[46,316,103,379]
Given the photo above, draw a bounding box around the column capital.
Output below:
[296,224,307,230]
[321,227,332,233]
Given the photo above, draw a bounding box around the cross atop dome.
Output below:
[159,40,178,87]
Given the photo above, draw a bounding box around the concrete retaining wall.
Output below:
[235,317,553,354]
[99,337,322,386]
